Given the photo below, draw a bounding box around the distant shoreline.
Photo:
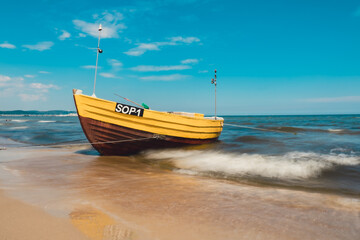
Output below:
[0,110,76,115]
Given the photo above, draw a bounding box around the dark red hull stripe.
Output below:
[78,115,218,156]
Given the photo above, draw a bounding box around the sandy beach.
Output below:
[0,145,359,240]
[0,190,88,240]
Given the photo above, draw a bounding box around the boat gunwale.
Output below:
[83,103,223,131]
[77,93,224,123]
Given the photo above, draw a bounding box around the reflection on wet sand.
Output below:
[70,207,133,240]
[0,147,359,240]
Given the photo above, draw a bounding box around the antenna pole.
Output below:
[211,69,217,119]
[92,24,103,97]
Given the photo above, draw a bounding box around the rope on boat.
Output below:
[224,123,302,135]
[0,136,157,150]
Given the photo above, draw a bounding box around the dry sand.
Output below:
[0,190,89,240]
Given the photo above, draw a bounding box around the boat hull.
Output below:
[73,89,223,156]
[78,115,218,155]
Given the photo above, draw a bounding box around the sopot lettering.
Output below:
[115,103,144,117]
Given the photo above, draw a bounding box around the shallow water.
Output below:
[1,113,359,196]
[0,112,359,239]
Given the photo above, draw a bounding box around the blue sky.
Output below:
[1,0,360,115]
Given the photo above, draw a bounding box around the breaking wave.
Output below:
[144,150,360,180]
[9,119,28,122]
[9,126,29,130]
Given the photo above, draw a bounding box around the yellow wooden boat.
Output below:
[73,89,224,155]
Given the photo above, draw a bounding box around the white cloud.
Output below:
[124,43,161,56]
[30,83,60,92]
[170,36,200,44]
[198,70,208,73]
[0,75,24,96]
[99,73,118,78]
[101,11,124,22]
[0,75,23,88]
[24,74,35,78]
[181,59,198,64]
[136,43,161,50]
[130,65,191,72]
[22,41,54,51]
[0,75,11,82]
[73,10,126,39]
[140,74,189,81]
[78,33,87,38]
[19,93,45,102]
[0,42,16,49]
[0,75,58,102]
[124,36,200,56]
[39,71,50,74]
[124,50,142,56]
[81,65,99,69]
[73,20,122,38]
[108,59,123,71]
[59,30,71,40]
[302,96,360,103]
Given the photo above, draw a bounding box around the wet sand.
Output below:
[0,146,359,240]
[0,190,88,240]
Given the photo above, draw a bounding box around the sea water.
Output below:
[0,112,359,239]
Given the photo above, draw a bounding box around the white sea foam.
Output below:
[328,129,345,132]
[38,120,56,123]
[11,119,28,122]
[10,126,28,130]
[53,113,77,117]
[1,166,21,176]
[173,169,199,176]
[144,150,360,179]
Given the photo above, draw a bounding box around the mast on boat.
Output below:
[211,69,217,119]
[92,24,103,97]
